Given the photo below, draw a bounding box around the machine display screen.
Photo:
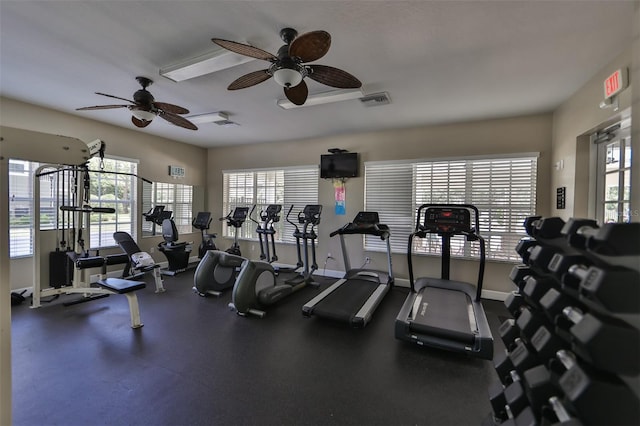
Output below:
[423,207,471,233]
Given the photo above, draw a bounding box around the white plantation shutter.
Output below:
[364,162,413,253]
[365,154,538,262]
[223,166,318,244]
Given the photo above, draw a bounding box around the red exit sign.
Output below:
[604,68,628,99]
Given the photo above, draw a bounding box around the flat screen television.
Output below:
[320,152,359,179]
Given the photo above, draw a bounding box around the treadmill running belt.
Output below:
[312,278,380,322]
[409,286,476,344]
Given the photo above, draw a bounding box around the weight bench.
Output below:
[113,231,165,293]
[97,278,146,329]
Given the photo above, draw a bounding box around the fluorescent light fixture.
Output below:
[186,112,229,124]
[277,88,364,109]
[160,48,255,82]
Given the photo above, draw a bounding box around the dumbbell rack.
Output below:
[487,216,640,425]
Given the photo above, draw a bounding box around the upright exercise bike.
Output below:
[220,207,249,256]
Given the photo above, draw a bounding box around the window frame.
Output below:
[222,165,319,244]
[87,156,139,249]
[364,153,539,263]
[593,123,632,223]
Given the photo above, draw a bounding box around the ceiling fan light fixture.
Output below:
[273,68,303,88]
[131,109,156,121]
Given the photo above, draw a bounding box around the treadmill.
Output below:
[302,211,394,328]
[395,204,493,360]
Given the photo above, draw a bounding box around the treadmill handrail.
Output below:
[408,204,486,301]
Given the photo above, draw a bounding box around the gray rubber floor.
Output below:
[11,270,508,426]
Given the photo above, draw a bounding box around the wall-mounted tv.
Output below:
[320,152,359,179]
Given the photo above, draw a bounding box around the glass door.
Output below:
[594,121,632,223]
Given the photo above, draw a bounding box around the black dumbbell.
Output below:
[500,318,520,351]
[516,238,539,263]
[559,360,640,425]
[510,264,533,292]
[586,222,640,257]
[505,292,527,319]
[522,364,559,419]
[547,253,592,283]
[528,245,561,275]
[539,288,580,323]
[532,217,566,240]
[579,265,640,314]
[567,310,640,376]
[504,379,530,418]
[522,275,556,310]
[546,396,584,426]
[516,306,549,344]
[488,379,509,421]
[494,350,517,386]
[529,324,567,361]
[561,218,599,250]
[509,339,543,377]
[524,216,543,237]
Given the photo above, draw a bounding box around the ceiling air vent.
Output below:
[359,92,391,107]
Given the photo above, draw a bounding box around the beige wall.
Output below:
[207,114,553,294]
[1,97,208,290]
[551,48,634,220]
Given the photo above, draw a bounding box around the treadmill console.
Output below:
[332,211,390,237]
[423,207,471,234]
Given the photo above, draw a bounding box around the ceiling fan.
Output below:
[212,28,362,106]
[76,76,198,130]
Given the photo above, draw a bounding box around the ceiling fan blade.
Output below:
[284,80,308,106]
[289,31,331,63]
[76,104,129,111]
[95,92,136,104]
[212,38,277,61]
[307,65,362,89]
[227,69,272,90]
[153,101,189,115]
[131,116,152,128]
[159,111,198,131]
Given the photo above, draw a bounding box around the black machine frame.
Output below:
[302,211,394,327]
[395,204,494,360]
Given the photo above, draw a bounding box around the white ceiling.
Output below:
[0,1,635,148]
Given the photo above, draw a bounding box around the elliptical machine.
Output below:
[249,204,282,263]
[285,204,322,286]
[192,211,217,259]
[228,204,322,318]
[220,207,249,256]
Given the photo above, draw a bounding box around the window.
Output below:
[8,157,138,256]
[222,166,319,243]
[364,154,538,262]
[141,182,194,236]
[9,160,44,258]
[87,157,138,248]
[593,121,632,223]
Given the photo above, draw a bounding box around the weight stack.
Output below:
[49,249,73,288]
[486,216,640,426]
